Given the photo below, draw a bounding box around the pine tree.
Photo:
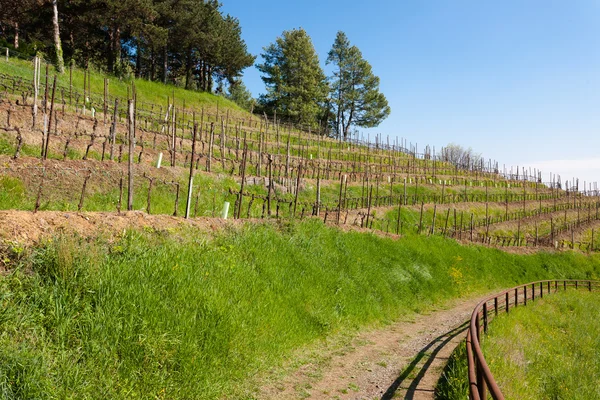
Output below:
[327,31,390,140]
[227,80,254,111]
[257,28,328,126]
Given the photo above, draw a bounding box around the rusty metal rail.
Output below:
[466,279,600,399]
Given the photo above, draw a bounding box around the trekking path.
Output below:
[258,295,485,400]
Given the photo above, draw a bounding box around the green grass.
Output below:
[0,56,244,117]
[438,290,600,399]
[481,290,600,399]
[1,221,600,398]
[435,341,469,400]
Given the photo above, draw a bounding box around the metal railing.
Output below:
[466,279,600,399]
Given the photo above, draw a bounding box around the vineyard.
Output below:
[1,52,599,252]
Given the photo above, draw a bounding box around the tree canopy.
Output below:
[0,0,255,93]
[441,143,483,169]
[327,31,390,140]
[257,28,328,127]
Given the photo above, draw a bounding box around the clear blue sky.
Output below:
[221,0,600,187]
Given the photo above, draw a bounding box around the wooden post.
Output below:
[334,174,344,224]
[109,99,119,160]
[207,122,215,172]
[285,131,291,178]
[443,208,450,236]
[220,118,226,171]
[293,163,303,217]
[236,145,248,219]
[32,57,39,128]
[185,123,198,219]
[430,204,437,235]
[43,75,57,160]
[470,213,474,241]
[127,100,135,211]
[505,183,509,220]
[418,202,424,234]
[267,154,273,216]
[103,78,108,124]
[365,185,374,228]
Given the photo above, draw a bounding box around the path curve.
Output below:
[259,295,485,400]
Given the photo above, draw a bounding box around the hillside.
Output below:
[1,54,598,252]
[1,57,600,399]
[0,53,246,119]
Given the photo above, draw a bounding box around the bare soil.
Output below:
[257,295,485,400]
[0,209,239,246]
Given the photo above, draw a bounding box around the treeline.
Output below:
[0,0,254,92]
[0,1,391,138]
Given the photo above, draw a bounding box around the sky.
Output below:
[220,0,600,188]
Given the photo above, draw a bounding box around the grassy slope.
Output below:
[436,290,600,400]
[1,220,599,399]
[0,57,244,115]
[482,291,600,399]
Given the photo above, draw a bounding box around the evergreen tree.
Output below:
[327,31,390,140]
[257,28,328,126]
[227,80,254,111]
[0,0,253,92]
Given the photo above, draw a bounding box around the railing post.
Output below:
[483,302,488,333]
[476,357,486,400]
[467,280,600,400]
[494,296,498,316]
[474,325,487,400]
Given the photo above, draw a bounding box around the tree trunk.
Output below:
[150,49,155,81]
[135,38,142,78]
[51,0,65,73]
[107,30,114,73]
[207,65,213,93]
[13,22,19,49]
[163,43,168,84]
[114,26,121,71]
[108,26,121,73]
[336,65,343,140]
[184,47,192,90]
[343,103,355,141]
[199,60,204,90]
[203,62,209,91]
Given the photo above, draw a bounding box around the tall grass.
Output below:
[482,290,600,399]
[0,221,599,398]
[437,290,600,399]
[0,56,244,116]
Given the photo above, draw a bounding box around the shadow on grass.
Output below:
[380,321,469,400]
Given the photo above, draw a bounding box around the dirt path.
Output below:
[258,295,484,400]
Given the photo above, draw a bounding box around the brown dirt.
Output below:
[0,210,241,246]
[257,295,486,400]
